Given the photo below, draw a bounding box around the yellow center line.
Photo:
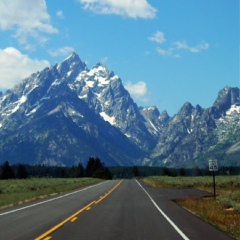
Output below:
[95,179,123,204]
[35,201,95,240]
[35,180,123,240]
[71,217,78,222]
[43,237,52,240]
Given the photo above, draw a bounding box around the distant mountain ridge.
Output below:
[0,52,239,167]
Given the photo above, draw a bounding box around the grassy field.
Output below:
[0,178,103,208]
[143,175,240,240]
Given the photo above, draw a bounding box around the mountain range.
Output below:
[0,52,239,168]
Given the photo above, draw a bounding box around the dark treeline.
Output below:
[0,157,112,180]
[109,166,240,179]
[1,160,239,180]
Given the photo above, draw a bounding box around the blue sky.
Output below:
[0,0,239,116]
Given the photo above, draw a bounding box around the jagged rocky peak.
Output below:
[67,51,81,61]
[0,49,239,168]
[213,86,240,113]
[140,106,170,125]
[76,61,119,91]
[90,62,116,80]
[139,106,161,122]
[195,104,203,111]
[141,106,160,115]
[57,52,88,78]
[93,62,107,69]
[178,102,194,116]
[158,110,170,123]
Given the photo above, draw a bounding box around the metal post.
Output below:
[209,159,218,200]
[213,171,216,200]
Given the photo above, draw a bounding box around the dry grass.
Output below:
[143,176,240,240]
[177,196,240,239]
[0,178,103,208]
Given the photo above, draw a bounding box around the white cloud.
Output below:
[0,0,58,46]
[0,47,50,89]
[153,39,209,58]
[156,47,180,58]
[174,41,209,53]
[124,81,148,99]
[156,47,172,56]
[78,0,157,19]
[48,47,75,57]
[149,31,166,44]
[101,56,108,63]
[149,31,209,57]
[56,10,64,19]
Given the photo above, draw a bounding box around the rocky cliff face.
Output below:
[0,53,144,166]
[150,86,240,167]
[0,52,239,167]
[69,60,160,150]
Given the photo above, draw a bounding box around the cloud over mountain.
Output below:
[49,47,75,57]
[78,0,157,19]
[0,47,50,89]
[124,81,149,101]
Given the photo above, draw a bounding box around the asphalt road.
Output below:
[0,179,234,240]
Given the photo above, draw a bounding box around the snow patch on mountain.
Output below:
[100,112,116,125]
[218,104,240,124]
[9,95,28,114]
[149,120,159,131]
[147,106,156,111]
[47,105,62,116]
[226,104,240,115]
[26,104,42,116]
[66,71,73,77]
[86,80,95,88]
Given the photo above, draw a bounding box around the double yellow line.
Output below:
[95,179,123,204]
[35,180,123,240]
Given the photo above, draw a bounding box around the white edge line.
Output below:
[0,180,109,216]
[136,179,190,240]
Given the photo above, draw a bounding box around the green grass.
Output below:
[143,175,240,240]
[0,178,103,208]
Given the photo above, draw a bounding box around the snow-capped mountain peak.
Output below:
[0,52,239,168]
[57,52,87,79]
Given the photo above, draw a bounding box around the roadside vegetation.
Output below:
[143,176,240,240]
[0,177,103,208]
[0,157,111,208]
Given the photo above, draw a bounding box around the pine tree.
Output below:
[76,163,85,178]
[132,166,139,177]
[86,157,95,177]
[85,157,112,179]
[0,161,15,179]
[16,164,28,179]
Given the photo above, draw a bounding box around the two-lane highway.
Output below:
[0,179,234,240]
[0,180,119,239]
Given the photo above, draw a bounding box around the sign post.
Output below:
[209,159,218,199]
